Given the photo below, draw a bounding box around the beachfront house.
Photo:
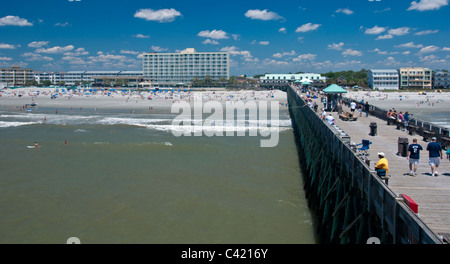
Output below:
[368,69,399,90]
[399,67,432,90]
[433,71,450,89]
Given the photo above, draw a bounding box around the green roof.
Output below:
[323,84,347,93]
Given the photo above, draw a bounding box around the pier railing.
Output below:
[287,86,442,244]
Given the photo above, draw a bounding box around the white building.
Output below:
[368,69,399,90]
[63,71,143,86]
[34,71,65,85]
[142,48,229,86]
[260,73,326,84]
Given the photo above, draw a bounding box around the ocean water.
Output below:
[0,106,317,244]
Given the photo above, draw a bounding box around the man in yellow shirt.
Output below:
[375,152,389,176]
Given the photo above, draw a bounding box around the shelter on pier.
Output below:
[323,84,347,111]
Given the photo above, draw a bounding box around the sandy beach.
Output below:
[1,87,449,120]
[0,87,289,112]
[343,90,450,116]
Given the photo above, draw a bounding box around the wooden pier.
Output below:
[331,99,450,238]
[287,86,447,244]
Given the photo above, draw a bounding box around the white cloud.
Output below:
[0,15,33,26]
[443,47,450,51]
[402,51,411,55]
[342,49,363,56]
[36,45,75,54]
[380,57,401,67]
[336,8,354,15]
[21,52,54,61]
[419,55,447,65]
[0,43,17,49]
[369,48,388,55]
[419,45,440,53]
[0,57,13,61]
[279,27,287,33]
[395,42,424,49]
[64,48,89,56]
[54,22,70,27]
[134,34,150,38]
[295,23,321,33]
[202,39,219,45]
[334,60,362,68]
[273,50,296,58]
[376,34,393,40]
[293,53,316,62]
[62,56,86,65]
[220,46,255,61]
[134,8,182,23]
[28,41,49,48]
[327,42,344,50]
[197,30,229,40]
[388,27,410,36]
[408,0,449,11]
[365,25,386,35]
[151,46,168,52]
[414,29,439,35]
[259,41,269,45]
[120,50,140,55]
[244,9,284,21]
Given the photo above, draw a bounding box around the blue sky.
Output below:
[0,0,449,76]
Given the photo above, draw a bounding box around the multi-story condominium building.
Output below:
[433,71,450,89]
[0,66,34,87]
[142,48,229,86]
[34,71,66,85]
[399,67,432,89]
[63,71,143,86]
[260,73,326,83]
[368,69,399,90]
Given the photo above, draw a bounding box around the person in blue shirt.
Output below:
[403,111,410,132]
[407,138,422,176]
[426,137,443,176]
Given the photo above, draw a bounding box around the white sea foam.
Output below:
[0,121,40,128]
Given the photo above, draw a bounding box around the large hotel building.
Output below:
[142,48,229,86]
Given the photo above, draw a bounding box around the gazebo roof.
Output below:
[323,84,347,93]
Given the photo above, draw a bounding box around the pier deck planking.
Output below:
[322,102,450,237]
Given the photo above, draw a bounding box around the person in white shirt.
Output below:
[326,114,335,125]
[350,101,356,113]
[321,109,326,121]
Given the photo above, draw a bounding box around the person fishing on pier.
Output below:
[375,152,389,178]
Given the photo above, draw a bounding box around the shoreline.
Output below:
[0,88,289,113]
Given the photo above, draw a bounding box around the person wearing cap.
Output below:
[407,138,422,176]
[426,137,442,176]
[375,152,389,177]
